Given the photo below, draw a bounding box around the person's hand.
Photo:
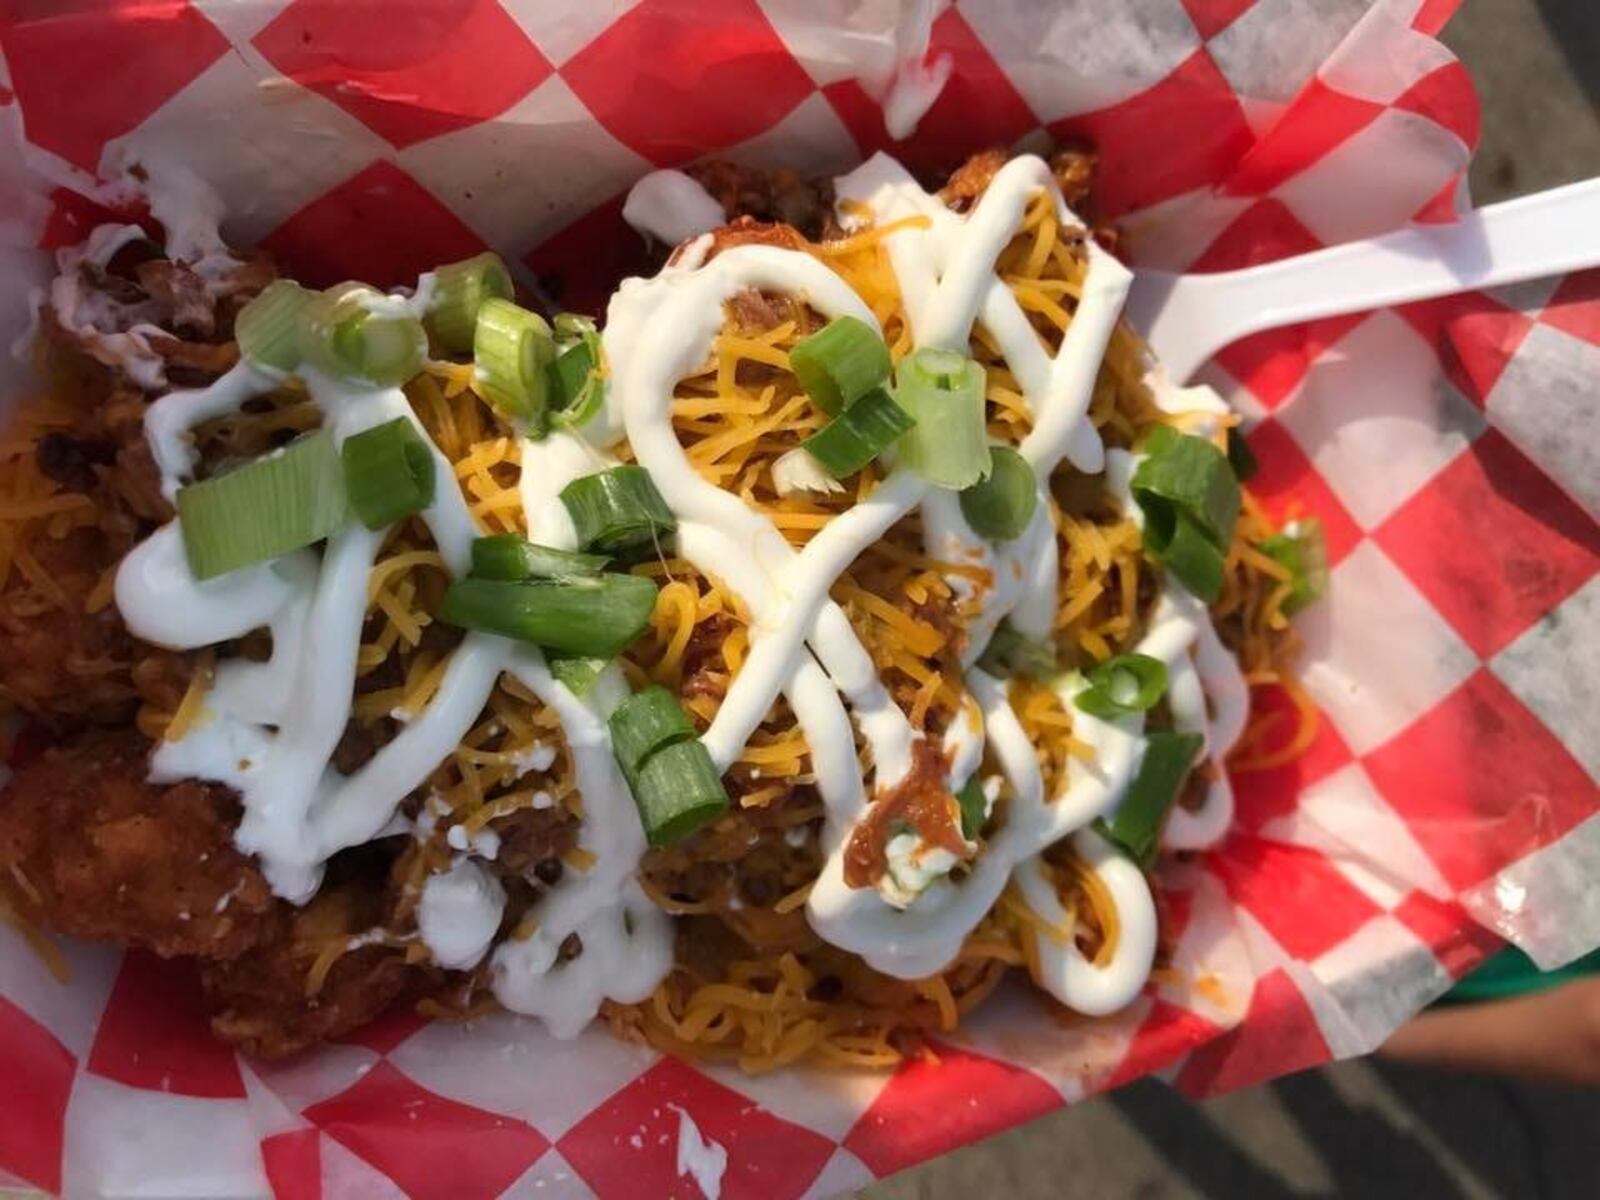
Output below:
[1380,978,1600,1086]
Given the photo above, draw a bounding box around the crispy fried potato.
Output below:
[0,732,275,959]
[199,883,420,1059]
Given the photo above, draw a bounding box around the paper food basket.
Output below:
[1,2,1597,1197]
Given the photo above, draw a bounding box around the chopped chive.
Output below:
[426,252,514,354]
[1133,425,1240,548]
[788,316,891,417]
[959,445,1037,540]
[546,652,609,696]
[1132,426,1240,602]
[341,417,436,530]
[559,466,676,555]
[469,534,609,581]
[798,386,915,478]
[176,431,347,580]
[1098,730,1204,866]
[299,284,428,387]
[632,738,729,847]
[437,575,658,657]
[607,685,697,787]
[548,326,604,427]
[1073,653,1168,719]
[976,622,1058,681]
[553,312,596,341]
[894,348,992,489]
[1257,519,1328,615]
[1152,509,1226,603]
[474,297,556,432]
[235,280,310,373]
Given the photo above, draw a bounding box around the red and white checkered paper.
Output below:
[2,1,1597,1196]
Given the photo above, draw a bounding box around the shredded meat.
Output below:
[940,148,1009,212]
[198,883,419,1059]
[940,145,1107,240]
[678,611,738,706]
[135,260,215,338]
[330,717,394,776]
[683,216,813,265]
[727,288,786,331]
[148,333,239,381]
[111,436,173,523]
[686,161,839,241]
[0,732,276,959]
[640,783,823,953]
[1050,147,1098,214]
[492,805,581,875]
[33,430,115,493]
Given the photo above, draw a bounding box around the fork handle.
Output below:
[1133,176,1600,381]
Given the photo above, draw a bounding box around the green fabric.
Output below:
[1440,946,1600,1004]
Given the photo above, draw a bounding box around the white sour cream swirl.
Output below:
[111,151,1252,1036]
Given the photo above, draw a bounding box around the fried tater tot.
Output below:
[0,732,276,959]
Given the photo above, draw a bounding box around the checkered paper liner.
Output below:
[1,1,1597,1196]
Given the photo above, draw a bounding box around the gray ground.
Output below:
[861,2,1600,1197]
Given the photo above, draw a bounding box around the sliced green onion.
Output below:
[957,776,988,841]
[559,466,676,554]
[470,534,609,581]
[1074,653,1168,719]
[1151,510,1226,602]
[341,417,435,530]
[788,316,890,417]
[550,339,594,407]
[437,575,658,657]
[607,685,697,787]
[959,446,1036,540]
[553,312,596,341]
[474,297,556,431]
[1132,425,1239,548]
[1226,426,1258,482]
[799,386,915,478]
[894,348,992,489]
[1132,426,1239,603]
[235,280,310,373]
[976,621,1057,681]
[549,329,604,427]
[1098,730,1204,866]
[1258,520,1328,616]
[632,738,729,847]
[177,431,346,581]
[546,653,608,696]
[425,252,513,354]
[299,284,428,387]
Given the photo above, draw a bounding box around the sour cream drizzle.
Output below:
[110,149,1253,1036]
[593,152,1252,1013]
[114,278,669,1035]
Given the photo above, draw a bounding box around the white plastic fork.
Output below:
[1125,176,1600,384]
